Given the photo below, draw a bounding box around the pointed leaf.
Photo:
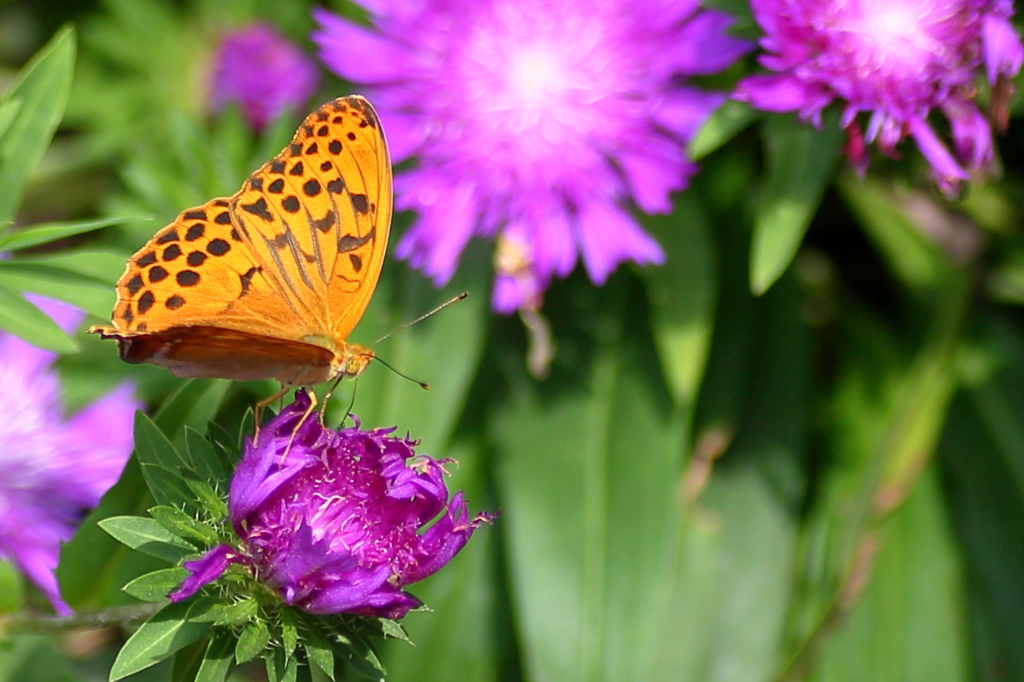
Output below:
[0,216,136,252]
[98,516,195,563]
[123,567,190,602]
[195,634,235,682]
[0,279,76,352]
[236,620,271,664]
[688,100,759,161]
[110,601,211,681]
[0,26,75,228]
[750,113,842,294]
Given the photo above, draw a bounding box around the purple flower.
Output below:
[0,296,139,615]
[210,23,320,131]
[311,1,750,313]
[170,391,494,619]
[734,0,1024,193]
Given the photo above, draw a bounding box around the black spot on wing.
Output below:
[187,251,207,267]
[239,266,258,296]
[241,197,274,222]
[350,194,370,214]
[162,244,182,261]
[215,211,232,225]
[282,196,300,213]
[208,239,230,256]
[185,223,205,241]
[126,274,144,296]
[149,266,169,283]
[313,211,336,233]
[183,209,206,221]
[338,227,375,252]
[177,270,200,287]
[349,254,362,272]
[166,294,185,310]
[156,229,179,244]
[137,291,155,314]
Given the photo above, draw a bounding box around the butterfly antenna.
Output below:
[374,355,430,390]
[374,292,469,345]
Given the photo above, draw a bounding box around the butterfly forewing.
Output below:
[104,198,300,338]
[230,95,391,344]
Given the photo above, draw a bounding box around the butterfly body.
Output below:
[90,96,391,389]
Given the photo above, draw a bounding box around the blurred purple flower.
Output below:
[0,296,138,615]
[210,23,320,131]
[170,391,494,619]
[734,0,1024,193]
[311,1,750,312]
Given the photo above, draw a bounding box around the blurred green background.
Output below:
[1,1,1023,681]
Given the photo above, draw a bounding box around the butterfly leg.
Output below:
[282,386,318,458]
[254,385,290,445]
[321,374,347,423]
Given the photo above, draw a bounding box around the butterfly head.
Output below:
[333,342,375,380]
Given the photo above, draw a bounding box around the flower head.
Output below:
[0,296,138,615]
[210,23,320,131]
[734,0,1024,192]
[312,1,750,312]
[171,391,493,619]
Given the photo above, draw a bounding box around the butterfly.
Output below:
[90,96,392,398]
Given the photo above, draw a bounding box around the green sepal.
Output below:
[377,618,411,643]
[191,597,258,626]
[280,607,300,658]
[98,516,197,563]
[123,567,190,602]
[236,619,271,664]
[149,505,220,546]
[264,646,299,682]
[333,631,386,681]
[206,421,242,467]
[182,474,229,521]
[195,633,236,682]
[109,599,213,681]
[301,621,335,680]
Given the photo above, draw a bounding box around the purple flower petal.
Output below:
[216,392,493,618]
[0,297,139,614]
[313,0,750,312]
[169,545,244,602]
[577,200,665,285]
[739,0,1024,192]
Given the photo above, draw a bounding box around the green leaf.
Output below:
[195,634,235,682]
[334,632,385,682]
[123,567,189,602]
[688,100,759,161]
[280,607,299,657]
[110,601,211,681]
[236,620,271,664]
[642,195,717,408]
[155,379,231,448]
[183,475,229,520]
[303,624,335,680]
[264,647,299,682]
[135,410,189,472]
[814,470,968,682]
[140,463,197,509]
[185,427,229,485]
[98,516,195,563]
[0,279,77,352]
[149,506,219,546]
[0,215,136,252]
[0,26,75,229]
[171,639,208,682]
[191,597,258,626]
[491,272,688,682]
[750,113,843,294]
[6,249,127,283]
[0,98,23,143]
[0,262,114,319]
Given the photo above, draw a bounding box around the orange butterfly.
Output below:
[90,96,391,398]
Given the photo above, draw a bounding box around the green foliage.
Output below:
[2,3,1024,682]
